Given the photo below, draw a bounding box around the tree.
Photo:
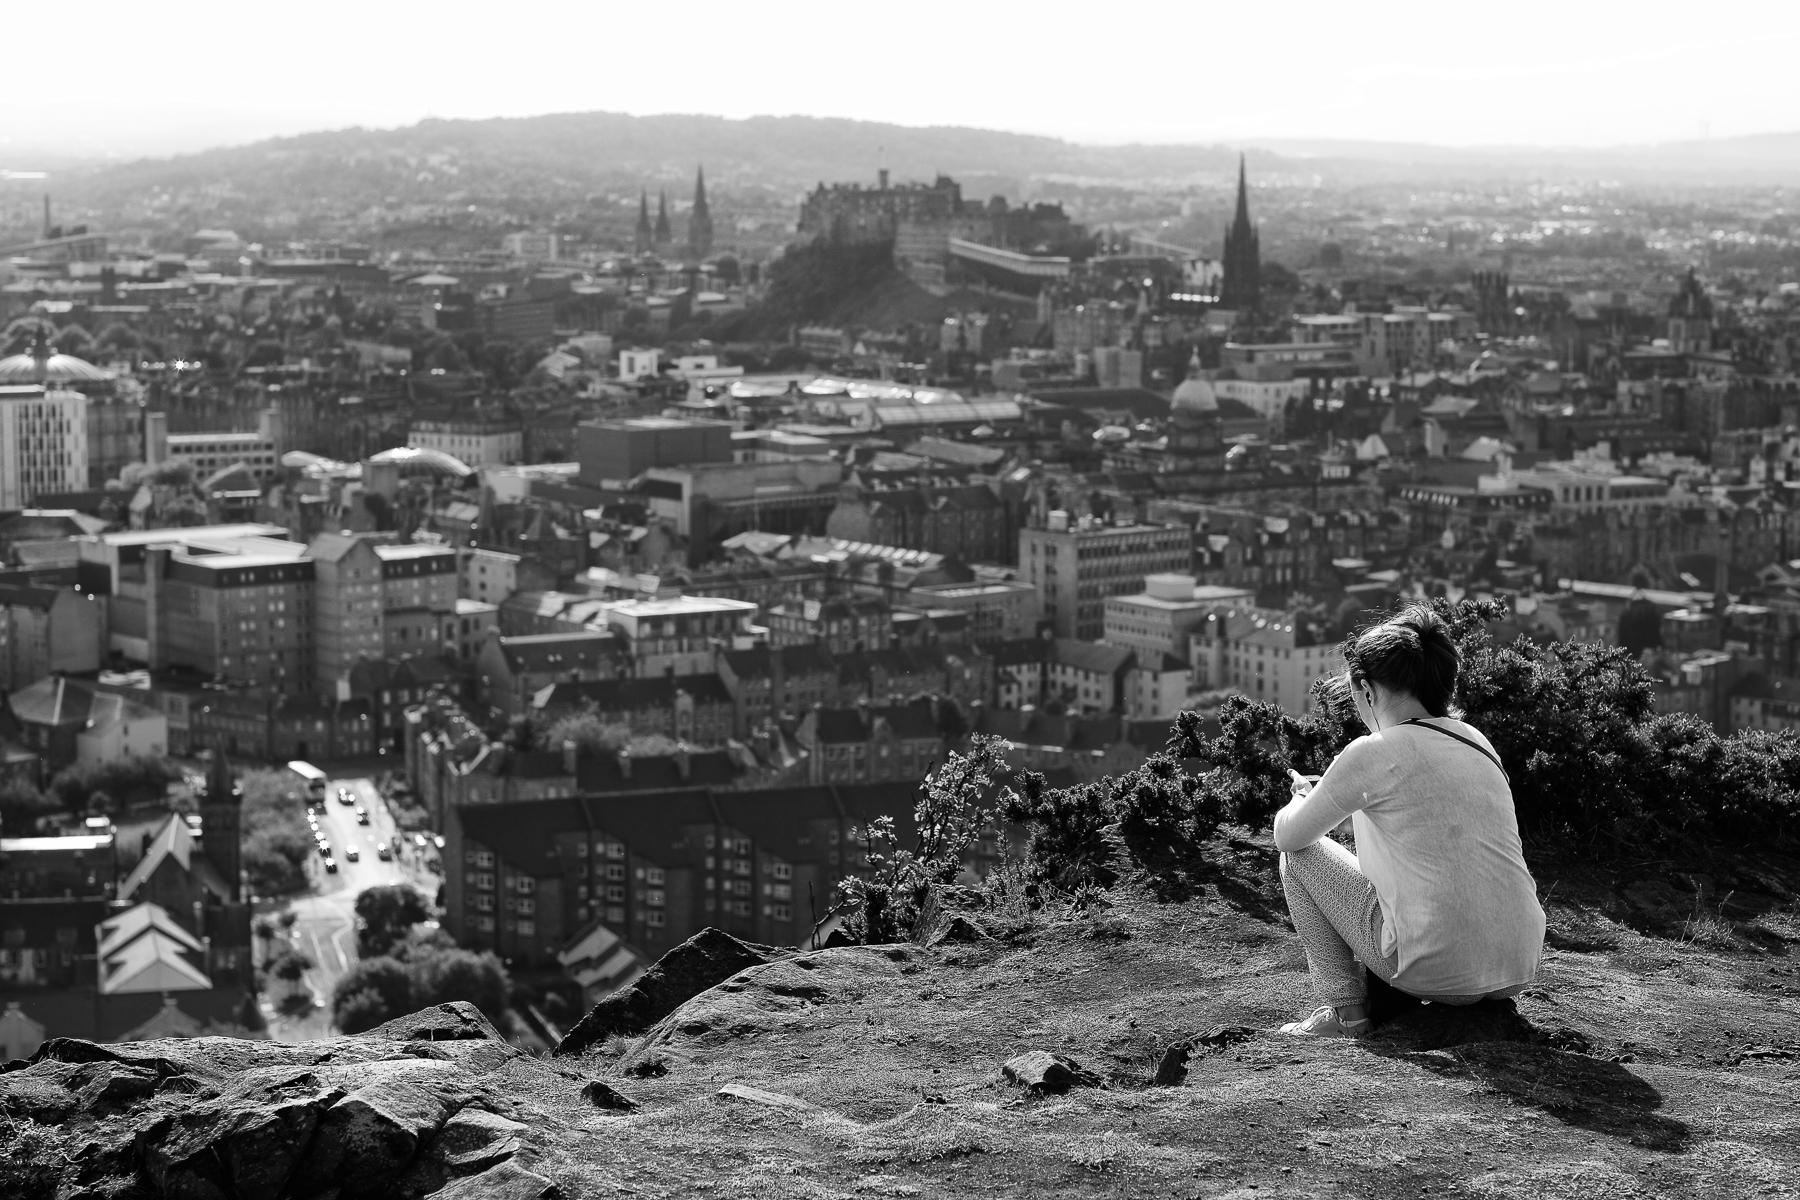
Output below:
[408,947,510,1026]
[354,884,432,958]
[333,988,392,1035]
[269,949,314,991]
[332,956,412,1029]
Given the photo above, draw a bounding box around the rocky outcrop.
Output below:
[553,926,778,1057]
[0,1003,555,1200]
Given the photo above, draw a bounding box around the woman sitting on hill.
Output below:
[1271,604,1546,1038]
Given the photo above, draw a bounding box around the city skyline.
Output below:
[7,0,1799,161]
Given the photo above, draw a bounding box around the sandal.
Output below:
[1278,1006,1372,1038]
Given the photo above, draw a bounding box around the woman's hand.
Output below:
[1288,770,1319,798]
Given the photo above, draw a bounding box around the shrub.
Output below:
[836,735,1007,944]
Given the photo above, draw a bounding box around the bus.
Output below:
[287,761,329,805]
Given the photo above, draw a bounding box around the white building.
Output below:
[0,385,88,508]
[409,413,523,469]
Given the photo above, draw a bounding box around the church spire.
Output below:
[1219,153,1261,314]
[688,165,714,260]
[654,190,672,247]
[635,190,652,255]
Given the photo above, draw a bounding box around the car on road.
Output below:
[412,833,428,848]
[337,787,355,805]
[317,842,332,858]
[433,835,445,849]
[356,809,370,826]
[344,847,360,862]
[324,858,339,874]
[375,842,392,861]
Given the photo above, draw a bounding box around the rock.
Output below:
[432,1106,527,1169]
[717,1083,814,1111]
[289,1060,474,1198]
[620,951,904,1069]
[1001,1050,1102,1094]
[555,928,774,1057]
[928,914,990,946]
[1154,1026,1259,1087]
[580,1080,640,1112]
[143,1069,342,1200]
[429,1159,562,1199]
[364,1001,507,1045]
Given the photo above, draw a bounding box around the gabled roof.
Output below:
[306,530,379,564]
[117,814,231,904]
[95,901,211,996]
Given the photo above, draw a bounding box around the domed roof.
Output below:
[1171,351,1218,414]
[367,446,475,479]
[0,335,116,386]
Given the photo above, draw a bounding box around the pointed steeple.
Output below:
[1220,153,1261,314]
[688,165,714,260]
[635,191,652,255]
[654,190,672,246]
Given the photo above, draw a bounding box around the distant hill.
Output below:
[38,113,1800,237]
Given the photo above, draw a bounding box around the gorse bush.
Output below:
[843,599,1800,927]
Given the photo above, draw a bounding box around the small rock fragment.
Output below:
[433,1107,527,1169]
[579,1080,640,1112]
[1002,1050,1101,1094]
[928,915,990,947]
[428,1159,562,1199]
[716,1083,813,1111]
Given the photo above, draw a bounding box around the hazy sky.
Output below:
[7,0,1797,160]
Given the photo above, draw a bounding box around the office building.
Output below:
[0,385,87,508]
[1020,513,1192,641]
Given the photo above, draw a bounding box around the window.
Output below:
[770,862,792,881]
[474,895,495,912]
[606,885,625,902]
[517,898,535,915]
[606,906,625,923]
[646,889,665,907]
[515,877,535,895]
[645,866,665,886]
[474,916,496,932]
[475,850,495,869]
[517,920,535,937]
[473,873,495,890]
[605,864,625,881]
[645,911,665,928]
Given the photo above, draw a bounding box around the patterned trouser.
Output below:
[1279,839,1523,1009]
[1278,838,1399,1007]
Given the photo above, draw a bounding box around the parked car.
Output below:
[324,859,339,874]
[345,847,360,863]
[356,811,370,826]
[376,842,392,862]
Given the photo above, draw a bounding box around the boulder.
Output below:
[433,1106,528,1170]
[1001,1051,1102,1094]
[288,1059,475,1198]
[555,928,775,1057]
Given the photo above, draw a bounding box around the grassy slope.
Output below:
[486,837,1800,1199]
